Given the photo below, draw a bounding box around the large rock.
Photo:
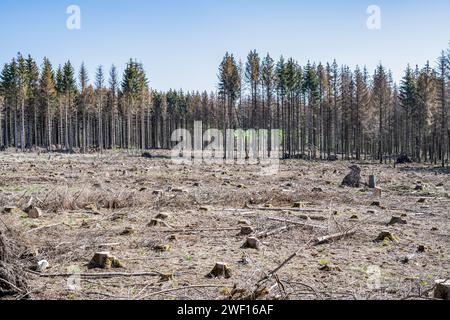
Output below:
[341,165,362,188]
[327,155,338,161]
[396,153,412,164]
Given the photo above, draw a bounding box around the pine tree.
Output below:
[79,63,89,152]
[62,61,77,150]
[95,66,105,151]
[39,58,56,148]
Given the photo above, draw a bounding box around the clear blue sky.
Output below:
[1,0,449,91]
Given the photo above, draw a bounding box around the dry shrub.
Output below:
[0,229,28,298]
[40,186,146,212]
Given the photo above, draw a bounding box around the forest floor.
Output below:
[0,150,449,300]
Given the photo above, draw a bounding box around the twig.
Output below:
[0,216,12,232]
[261,237,316,282]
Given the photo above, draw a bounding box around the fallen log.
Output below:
[248,206,322,214]
[256,225,289,238]
[27,270,163,278]
[314,230,356,246]
[147,227,241,233]
[267,217,328,230]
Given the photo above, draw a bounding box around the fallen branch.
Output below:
[27,270,162,278]
[256,225,290,238]
[314,230,356,246]
[267,217,328,230]
[0,278,25,294]
[0,216,12,232]
[138,284,229,300]
[248,206,322,214]
[249,207,327,221]
[26,222,64,234]
[255,238,316,286]
[148,227,241,233]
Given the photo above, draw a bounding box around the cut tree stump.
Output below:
[373,187,382,198]
[147,219,171,228]
[239,226,254,236]
[368,175,376,189]
[88,252,124,269]
[155,213,169,220]
[206,262,231,279]
[374,231,397,242]
[433,279,450,300]
[388,216,407,226]
[25,206,42,219]
[314,230,356,245]
[241,237,261,250]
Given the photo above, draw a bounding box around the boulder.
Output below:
[327,155,338,161]
[396,153,412,164]
[141,152,153,159]
[341,165,361,188]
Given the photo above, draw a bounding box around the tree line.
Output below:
[1,45,449,165]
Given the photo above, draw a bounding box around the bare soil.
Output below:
[0,150,449,300]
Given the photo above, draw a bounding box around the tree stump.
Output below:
[368,175,376,189]
[239,226,254,236]
[434,280,450,300]
[88,251,123,269]
[241,237,261,250]
[206,262,231,279]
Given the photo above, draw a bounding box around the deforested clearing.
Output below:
[0,150,449,300]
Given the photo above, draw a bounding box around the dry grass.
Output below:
[0,150,449,300]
